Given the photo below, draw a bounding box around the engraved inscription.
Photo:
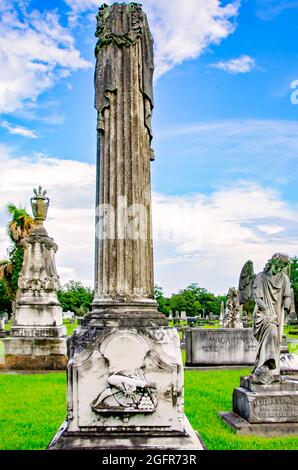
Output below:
[252,396,298,419]
[201,333,257,353]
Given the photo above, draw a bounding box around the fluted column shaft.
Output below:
[92,4,157,313]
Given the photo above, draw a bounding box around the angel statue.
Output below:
[222,287,243,328]
[239,253,292,384]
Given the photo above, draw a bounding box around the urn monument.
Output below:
[4,187,67,370]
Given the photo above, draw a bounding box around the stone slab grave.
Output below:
[3,187,67,370]
[48,3,202,451]
[185,328,258,367]
[221,375,298,436]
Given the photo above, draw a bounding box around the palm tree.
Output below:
[0,204,34,303]
[7,203,33,243]
[0,260,14,299]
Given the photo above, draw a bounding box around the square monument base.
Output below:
[48,416,204,450]
[3,333,68,370]
[233,376,298,423]
[220,411,298,437]
[47,323,203,450]
[220,375,298,437]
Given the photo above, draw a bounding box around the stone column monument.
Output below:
[4,187,67,370]
[49,3,201,450]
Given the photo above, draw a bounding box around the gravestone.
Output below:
[186,328,258,366]
[0,316,5,337]
[221,254,298,436]
[287,289,298,325]
[48,3,202,451]
[181,311,187,320]
[4,187,67,370]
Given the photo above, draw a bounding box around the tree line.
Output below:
[0,203,297,318]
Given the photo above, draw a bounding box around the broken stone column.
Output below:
[48,3,202,450]
[4,187,67,370]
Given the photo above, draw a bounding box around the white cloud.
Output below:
[63,0,240,78]
[0,1,91,114]
[258,224,284,235]
[0,148,95,286]
[1,149,298,295]
[209,55,256,74]
[1,120,38,138]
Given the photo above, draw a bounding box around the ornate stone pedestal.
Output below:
[4,187,67,370]
[49,323,202,449]
[221,375,298,436]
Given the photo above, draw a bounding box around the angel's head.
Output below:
[264,253,290,275]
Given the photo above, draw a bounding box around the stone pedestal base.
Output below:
[48,416,203,450]
[220,375,298,436]
[220,412,298,437]
[48,324,202,450]
[3,333,67,370]
[233,376,298,423]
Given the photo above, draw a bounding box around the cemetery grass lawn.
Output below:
[0,373,66,450]
[1,370,298,450]
[185,369,298,450]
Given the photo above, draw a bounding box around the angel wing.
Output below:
[238,260,255,305]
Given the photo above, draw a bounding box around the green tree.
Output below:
[168,283,226,318]
[290,256,298,311]
[0,279,12,316]
[57,281,94,316]
[170,294,186,315]
[154,285,171,316]
[0,204,33,308]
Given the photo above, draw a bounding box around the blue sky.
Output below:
[0,0,298,295]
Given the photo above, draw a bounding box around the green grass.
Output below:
[184,369,298,450]
[64,319,79,336]
[288,342,298,354]
[0,373,66,450]
[0,369,298,450]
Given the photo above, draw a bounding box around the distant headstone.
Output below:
[0,316,5,337]
[63,311,75,321]
[181,311,187,320]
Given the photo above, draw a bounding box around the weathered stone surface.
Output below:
[185,328,258,366]
[220,411,298,437]
[49,3,201,451]
[233,377,298,423]
[50,324,202,449]
[4,187,67,370]
[48,417,203,450]
[280,353,298,376]
[92,2,158,318]
[222,287,243,329]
